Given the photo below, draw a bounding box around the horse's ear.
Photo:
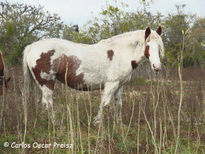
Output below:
[145,27,151,40]
[156,26,162,35]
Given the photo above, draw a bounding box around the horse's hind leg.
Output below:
[41,84,55,124]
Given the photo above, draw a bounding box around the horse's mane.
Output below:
[98,30,144,44]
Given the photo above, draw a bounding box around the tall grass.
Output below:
[174,29,185,154]
[0,65,204,153]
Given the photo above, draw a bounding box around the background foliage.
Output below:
[0,1,204,67]
[0,1,205,153]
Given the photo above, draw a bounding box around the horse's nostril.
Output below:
[153,64,156,69]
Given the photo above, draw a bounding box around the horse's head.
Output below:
[144,26,164,72]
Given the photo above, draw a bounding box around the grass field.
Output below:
[0,66,205,154]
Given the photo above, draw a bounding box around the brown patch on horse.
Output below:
[131,60,138,70]
[0,77,10,85]
[144,46,150,59]
[0,52,4,77]
[0,51,11,95]
[54,55,88,91]
[0,88,2,95]
[107,50,114,61]
[0,77,10,95]
[32,50,55,90]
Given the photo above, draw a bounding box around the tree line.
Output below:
[0,1,204,67]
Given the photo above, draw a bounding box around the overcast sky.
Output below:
[6,0,205,27]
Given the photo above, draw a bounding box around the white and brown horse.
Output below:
[23,27,164,123]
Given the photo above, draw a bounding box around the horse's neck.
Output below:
[102,31,145,62]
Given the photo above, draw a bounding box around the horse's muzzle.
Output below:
[153,64,161,72]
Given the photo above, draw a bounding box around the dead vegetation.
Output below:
[0,66,205,153]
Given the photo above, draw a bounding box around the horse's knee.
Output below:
[114,87,123,105]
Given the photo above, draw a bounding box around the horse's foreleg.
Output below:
[94,81,119,124]
[113,86,123,122]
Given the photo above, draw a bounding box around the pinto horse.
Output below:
[0,50,10,95]
[23,26,164,124]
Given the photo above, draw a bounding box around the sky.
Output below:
[4,0,205,27]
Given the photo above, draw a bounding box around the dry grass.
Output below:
[0,66,205,154]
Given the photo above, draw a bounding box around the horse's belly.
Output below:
[55,54,104,91]
[57,72,104,91]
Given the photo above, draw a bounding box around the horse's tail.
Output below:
[23,45,33,98]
